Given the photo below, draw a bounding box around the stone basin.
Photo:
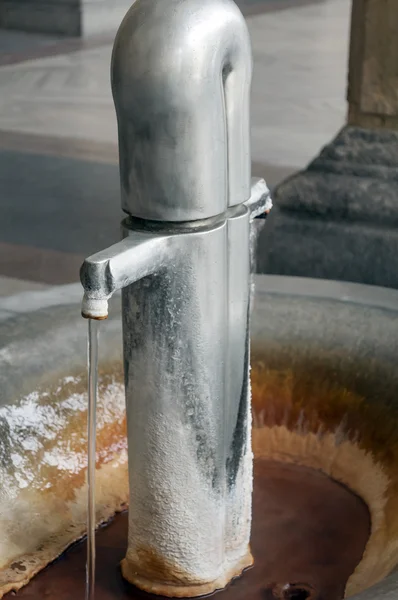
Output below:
[0,276,397,600]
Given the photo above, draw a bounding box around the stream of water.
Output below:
[86,319,100,600]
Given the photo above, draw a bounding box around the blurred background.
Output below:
[0,0,396,294]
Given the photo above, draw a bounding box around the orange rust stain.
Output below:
[250,356,398,593]
[130,546,195,585]
[29,363,127,502]
[251,359,398,472]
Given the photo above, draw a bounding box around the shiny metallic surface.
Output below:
[245,177,272,219]
[80,233,174,319]
[120,209,252,594]
[247,177,272,280]
[80,176,270,319]
[80,0,270,595]
[111,0,252,222]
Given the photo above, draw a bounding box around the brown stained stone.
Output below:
[348,0,398,129]
[7,460,370,600]
[252,461,370,600]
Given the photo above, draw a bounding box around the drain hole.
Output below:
[285,588,310,600]
[272,583,315,600]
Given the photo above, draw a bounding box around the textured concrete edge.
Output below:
[351,573,398,600]
[0,282,122,319]
[0,282,83,317]
[1,275,398,320]
[254,275,398,312]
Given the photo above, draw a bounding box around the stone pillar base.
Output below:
[257,126,398,289]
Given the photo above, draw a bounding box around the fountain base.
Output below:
[6,460,370,600]
[121,551,253,598]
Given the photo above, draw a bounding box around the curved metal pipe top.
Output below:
[111,0,252,222]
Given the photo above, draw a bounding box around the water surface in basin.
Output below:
[5,459,370,600]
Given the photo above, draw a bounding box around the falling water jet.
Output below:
[86,318,100,600]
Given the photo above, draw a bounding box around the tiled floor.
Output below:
[0,276,49,297]
[250,0,350,167]
[0,0,349,168]
[0,0,351,294]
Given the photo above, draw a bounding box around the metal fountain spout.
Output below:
[80,0,271,596]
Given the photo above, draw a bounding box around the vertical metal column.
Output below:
[80,0,271,596]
